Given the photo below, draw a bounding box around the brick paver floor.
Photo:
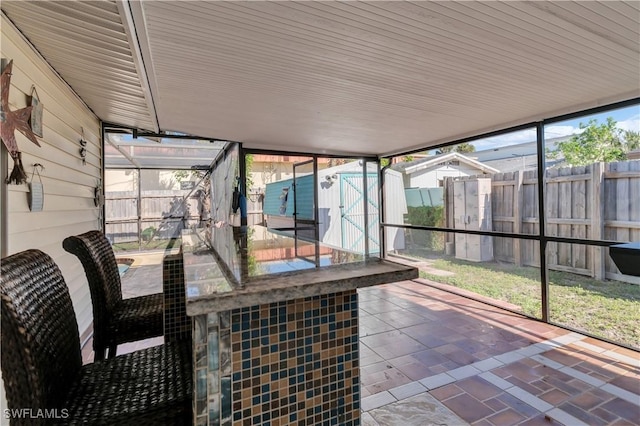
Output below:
[83,256,639,425]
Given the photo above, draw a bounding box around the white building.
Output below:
[472,137,566,173]
[392,152,499,188]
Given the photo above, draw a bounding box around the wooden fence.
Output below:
[105,190,207,243]
[445,160,640,284]
[246,190,265,226]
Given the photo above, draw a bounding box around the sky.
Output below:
[470,104,640,152]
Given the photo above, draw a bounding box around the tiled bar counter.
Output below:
[182,226,418,425]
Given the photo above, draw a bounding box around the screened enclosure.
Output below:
[104,128,226,251]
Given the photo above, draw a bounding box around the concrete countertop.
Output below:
[182,225,418,315]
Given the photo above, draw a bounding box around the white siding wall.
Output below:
[383,169,407,251]
[1,16,101,348]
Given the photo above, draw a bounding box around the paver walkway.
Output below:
[358,281,639,426]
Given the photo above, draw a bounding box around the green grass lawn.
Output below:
[418,257,639,349]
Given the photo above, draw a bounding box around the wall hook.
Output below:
[79,127,87,165]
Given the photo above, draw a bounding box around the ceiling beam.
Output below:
[116,0,159,132]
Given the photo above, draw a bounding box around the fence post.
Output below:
[137,169,142,251]
[444,176,454,252]
[513,170,523,266]
[592,162,605,280]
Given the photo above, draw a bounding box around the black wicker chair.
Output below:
[0,249,192,425]
[63,231,164,359]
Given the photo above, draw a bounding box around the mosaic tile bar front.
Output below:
[194,290,361,426]
[163,252,191,342]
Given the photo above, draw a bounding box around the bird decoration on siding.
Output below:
[1,60,41,184]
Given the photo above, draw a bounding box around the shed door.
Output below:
[340,173,380,254]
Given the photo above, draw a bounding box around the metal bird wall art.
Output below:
[1,60,41,184]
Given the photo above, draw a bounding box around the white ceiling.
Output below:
[2,1,158,132]
[3,1,639,156]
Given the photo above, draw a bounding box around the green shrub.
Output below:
[141,226,156,242]
[407,205,444,227]
[406,206,445,250]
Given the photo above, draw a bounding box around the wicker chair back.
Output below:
[0,249,82,412]
[62,231,123,350]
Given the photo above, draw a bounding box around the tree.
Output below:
[172,169,201,183]
[380,155,414,167]
[436,142,475,154]
[245,153,255,191]
[623,129,640,152]
[551,117,640,166]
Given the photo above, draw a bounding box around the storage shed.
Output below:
[264,162,406,254]
[393,152,499,188]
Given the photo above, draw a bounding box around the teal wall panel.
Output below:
[264,175,314,219]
